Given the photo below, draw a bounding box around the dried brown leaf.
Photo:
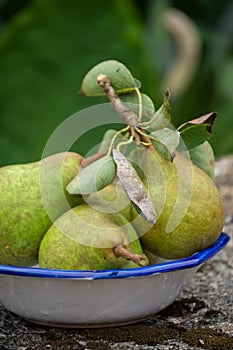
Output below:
[112,149,156,224]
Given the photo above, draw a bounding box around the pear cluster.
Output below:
[0,144,224,270]
[0,60,224,270]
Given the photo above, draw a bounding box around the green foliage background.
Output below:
[0,0,232,166]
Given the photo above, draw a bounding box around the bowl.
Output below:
[0,232,230,328]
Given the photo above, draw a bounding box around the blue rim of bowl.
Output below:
[0,232,230,280]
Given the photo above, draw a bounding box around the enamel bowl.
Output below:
[0,232,230,328]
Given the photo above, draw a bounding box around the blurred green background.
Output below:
[0,0,232,166]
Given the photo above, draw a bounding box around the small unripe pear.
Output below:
[84,182,132,221]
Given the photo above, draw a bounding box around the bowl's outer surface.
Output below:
[0,268,197,327]
[0,232,230,327]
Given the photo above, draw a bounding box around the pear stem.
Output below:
[107,125,130,156]
[81,149,108,168]
[116,135,134,152]
[113,245,149,267]
[97,74,138,126]
[134,86,142,122]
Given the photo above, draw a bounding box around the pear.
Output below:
[39,204,148,270]
[83,182,132,221]
[0,152,83,266]
[132,146,224,259]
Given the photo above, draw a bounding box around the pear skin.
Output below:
[39,204,148,270]
[132,146,224,259]
[83,182,132,221]
[0,152,83,266]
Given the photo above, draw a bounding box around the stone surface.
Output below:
[0,156,232,350]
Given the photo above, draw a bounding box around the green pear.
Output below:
[0,152,83,266]
[39,204,148,270]
[83,182,132,221]
[132,146,224,259]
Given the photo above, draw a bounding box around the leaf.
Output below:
[112,148,156,224]
[121,92,155,120]
[179,112,217,133]
[178,112,218,151]
[189,141,215,179]
[97,74,139,125]
[66,155,116,195]
[98,129,121,153]
[150,128,180,162]
[80,60,137,96]
[151,139,173,161]
[98,128,130,157]
[149,89,171,130]
[180,124,212,150]
[134,78,141,89]
[151,128,180,157]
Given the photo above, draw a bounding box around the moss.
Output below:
[25,317,233,350]
[181,328,233,350]
[79,324,178,346]
[78,324,233,349]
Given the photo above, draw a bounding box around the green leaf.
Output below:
[189,141,215,179]
[178,112,218,150]
[80,60,137,96]
[98,129,119,153]
[112,148,156,224]
[151,139,173,161]
[149,89,171,130]
[121,92,155,120]
[178,112,217,133]
[134,78,141,89]
[180,124,211,150]
[66,155,116,195]
[150,127,180,162]
[151,128,180,156]
[98,128,130,154]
